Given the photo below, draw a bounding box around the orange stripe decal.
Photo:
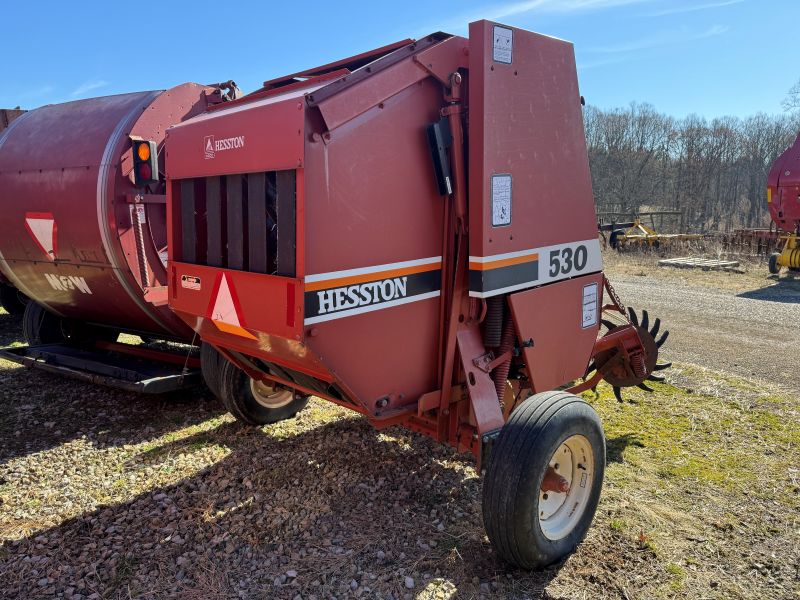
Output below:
[305,262,440,292]
[469,253,539,271]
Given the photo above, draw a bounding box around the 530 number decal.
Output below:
[549,244,589,277]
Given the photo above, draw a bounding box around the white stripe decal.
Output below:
[469,238,598,264]
[305,256,442,284]
[304,290,440,325]
[469,238,603,298]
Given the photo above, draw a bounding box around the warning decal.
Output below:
[493,25,513,64]
[24,212,57,261]
[207,273,257,340]
[491,174,512,227]
[581,283,598,329]
[181,275,201,290]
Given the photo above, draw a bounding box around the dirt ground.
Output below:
[603,251,800,394]
[0,255,798,599]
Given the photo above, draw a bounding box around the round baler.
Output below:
[165,20,670,568]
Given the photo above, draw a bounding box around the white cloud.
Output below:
[71,79,109,97]
[577,56,630,70]
[588,24,728,54]
[418,0,657,36]
[647,0,744,18]
[486,0,657,19]
[19,84,55,99]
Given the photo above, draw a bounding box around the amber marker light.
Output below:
[137,142,151,162]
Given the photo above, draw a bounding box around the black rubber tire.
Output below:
[23,302,67,344]
[200,343,225,398]
[609,230,621,250]
[768,253,780,275]
[482,391,606,570]
[22,302,118,345]
[217,359,310,425]
[0,284,27,316]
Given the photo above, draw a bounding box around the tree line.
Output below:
[583,103,800,232]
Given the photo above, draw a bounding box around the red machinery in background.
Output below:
[767,132,800,274]
[165,21,669,568]
[0,83,240,391]
[0,108,28,314]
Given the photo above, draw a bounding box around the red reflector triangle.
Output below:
[208,273,257,340]
[24,212,57,260]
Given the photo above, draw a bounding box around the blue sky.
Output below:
[2,0,797,118]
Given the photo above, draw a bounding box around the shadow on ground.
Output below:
[0,311,23,347]
[0,413,567,599]
[0,363,222,464]
[0,312,222,464]
[606,433,644,464]
[737,277,800,303]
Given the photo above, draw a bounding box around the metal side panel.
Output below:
[508,272,603,393]
[0,344,200,394]
[467,20,598,259]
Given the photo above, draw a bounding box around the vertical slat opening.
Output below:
[247,172,268,273]
[180,179,196,264]
[206,176,223,267]
[276,170,296,277]
[178,169,296,278]
[226,174,245,270]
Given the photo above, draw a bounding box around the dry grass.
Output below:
[601,244,790,294]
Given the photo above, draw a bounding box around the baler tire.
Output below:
[23,302,118,346]
[768,253,780,275]
[218,359,310,426]
[609,230,621,250]
[23,302,67,345]
[200,343,225,399]
[0,284,27,316]
[482,391,605,570]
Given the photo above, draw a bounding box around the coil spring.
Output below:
[493,316,517,402]
[630,352,647,379]
[484,296,504,348]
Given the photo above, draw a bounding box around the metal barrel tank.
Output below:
[0,84,218,338]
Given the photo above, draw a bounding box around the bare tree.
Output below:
[585,104,798,231]
[782,78,800,113]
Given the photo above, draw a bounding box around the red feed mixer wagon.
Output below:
[165,21,670,568]
[0,107,28,314]
[0,82,241,391]
[767,132,800,274]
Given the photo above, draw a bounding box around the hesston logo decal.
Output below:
[203,134,245,159]
[316,278,409,315]
[303,257,442,325]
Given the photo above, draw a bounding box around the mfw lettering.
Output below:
[44,273,92,294]
[203,135,245,159]
[318,277,408,315]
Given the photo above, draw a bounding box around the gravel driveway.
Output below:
[611,275,800,394]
